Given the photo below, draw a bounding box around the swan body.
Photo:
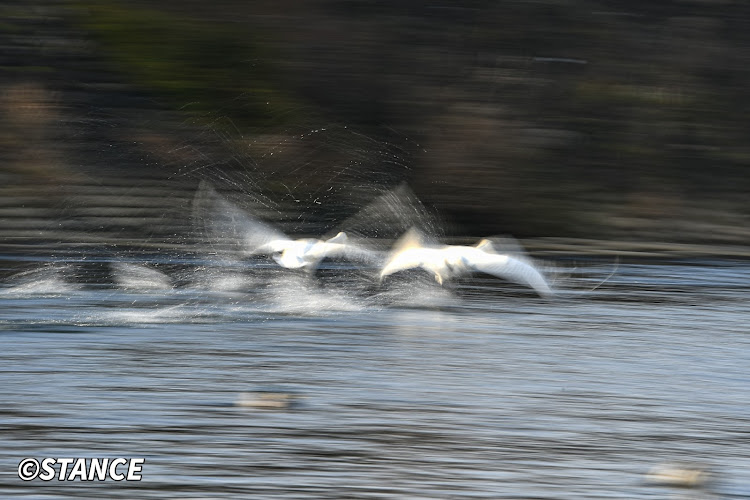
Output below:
[194,183,379,273]
[380,229,553,296]
[249,231,379,272]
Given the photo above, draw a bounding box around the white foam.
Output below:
[0,264,80,296]
[112,262,173,291]
[264,275,368,316]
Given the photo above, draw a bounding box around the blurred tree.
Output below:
[1,0,750,246]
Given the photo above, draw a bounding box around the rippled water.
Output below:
[1,257,749,499]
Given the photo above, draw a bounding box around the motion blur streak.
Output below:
[1,260,749,498]
[2,1,750,499]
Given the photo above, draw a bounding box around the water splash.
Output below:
[0,264,81,296]
[111,262,173,291]
[338,183,444,248]
[185,265,259,293]
[373,273,457,309]
[2,162,566,323]
[262,274,369,316]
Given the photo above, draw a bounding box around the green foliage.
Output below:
[72,1,300,130]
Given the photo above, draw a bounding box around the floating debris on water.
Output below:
[645,463,713,488]
[234,392,302,410]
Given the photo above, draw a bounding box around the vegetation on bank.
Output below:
[71,1,305,131]
[1,0,749,244]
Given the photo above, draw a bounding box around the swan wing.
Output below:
[467,251,553,297]
[193,182,289,257]
[474,239,495,253]
[312,240,383,266]
[476,235,528,257]
[380,247,431,279]
[392,227,428,253]
[228,209,289,257]
[251,238,294,255]
[379,229,447,280]
[336,184,443,248]
[325,231,348,245]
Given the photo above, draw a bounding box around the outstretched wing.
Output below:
[336,183,443,249]
[325,232,348,245]
[379,248,427,280]
[466,250,553,297]
[313,232,383,266]
[192,181,290,257]
[379,228,436,279]
[475,235,528,258]
[319,243,382,265]
[391,227,430,253]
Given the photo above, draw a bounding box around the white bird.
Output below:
[379,229,553,296]
[193,183,379,272]
[247,230,380,272]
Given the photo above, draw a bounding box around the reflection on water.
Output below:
[1,258,749,499]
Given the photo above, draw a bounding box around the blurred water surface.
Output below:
[0,258,749,499]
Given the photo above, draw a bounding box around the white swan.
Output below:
[194,183,379,272]
[247,230,380,272]
[380,229,553,296]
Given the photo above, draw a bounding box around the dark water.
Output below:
[1,258,749,499]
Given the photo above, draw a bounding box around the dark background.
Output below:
[2,0,750,253]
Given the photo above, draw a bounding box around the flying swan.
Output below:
[246,230,380,272]
[380,228,553,296]
[194,183,379,272]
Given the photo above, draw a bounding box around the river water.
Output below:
[1,257,749,499]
